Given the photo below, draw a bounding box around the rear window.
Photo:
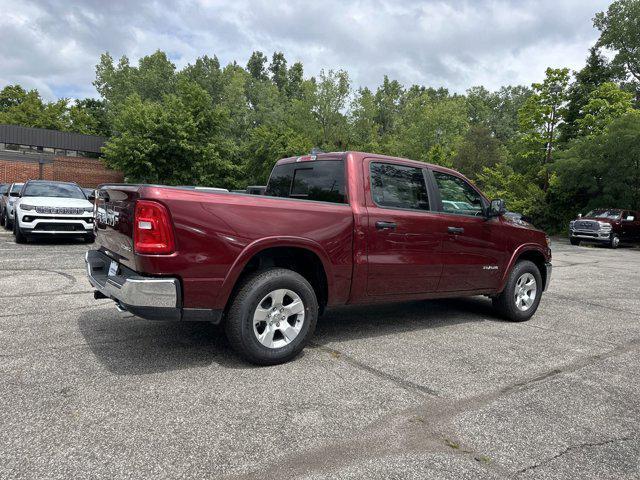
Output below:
[22,182,86,199]
[266,160,346,203]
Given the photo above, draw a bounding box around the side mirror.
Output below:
[88,193,96,202]
[488,199,506,218]
[9,191,20,197]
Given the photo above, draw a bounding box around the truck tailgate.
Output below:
[95,185,140,271]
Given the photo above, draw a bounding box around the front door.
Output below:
[364,160,444,296]
[431,170,505,292]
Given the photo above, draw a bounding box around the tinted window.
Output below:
[22,183,86,199]
[370,163,429,211]
[433,172,483,216]
[266,160,346,203]
[10,183,23,194]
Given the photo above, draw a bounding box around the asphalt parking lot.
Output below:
[1,230,639,480]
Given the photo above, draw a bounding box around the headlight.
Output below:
[19,204,34,211]
[598,221,612,230]
[569,220,575,229]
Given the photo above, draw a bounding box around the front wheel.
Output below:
[225,268,318,365]
[492,260,542,322]
[3,211,11,230]
[610,234,620,249]
[14,219,27,244]
[569,237,580,246]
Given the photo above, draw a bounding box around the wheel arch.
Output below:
[499,245,548,293]
[220,237,333,314]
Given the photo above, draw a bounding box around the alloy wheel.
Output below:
[514,272,537,311]
[253,288,305,349]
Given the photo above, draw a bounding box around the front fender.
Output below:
[498,243,550,292]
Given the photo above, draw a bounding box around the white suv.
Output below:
[2,182,24,230]
[13,180,95,243]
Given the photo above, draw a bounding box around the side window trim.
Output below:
[430,169,487,218]
[369,161,432,213]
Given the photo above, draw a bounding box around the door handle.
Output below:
[376,221,397,230]
[447,226,464,234]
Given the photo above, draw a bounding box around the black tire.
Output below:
[225,268,318,365]
[492,260,542,322]
[609,233,620,249]
[84,233,96,243]
[14,218,27,244]
[569,237,580,246]
[3,211,11,230]
[0,210,4,227]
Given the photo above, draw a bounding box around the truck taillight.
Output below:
[134,200,175,254]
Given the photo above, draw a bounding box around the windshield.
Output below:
[22,183,86,199]
[10,183,23,193]
[585,209,621,219]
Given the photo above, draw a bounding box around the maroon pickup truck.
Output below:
[86,151,552,364]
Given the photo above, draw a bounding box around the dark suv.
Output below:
[569,209,640,248]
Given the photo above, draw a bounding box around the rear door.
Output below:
[430,170,505,292]
[364,160,444,296]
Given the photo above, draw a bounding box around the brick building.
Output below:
[0,124,123,187]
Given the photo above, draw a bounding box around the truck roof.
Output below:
[275,151,462,176]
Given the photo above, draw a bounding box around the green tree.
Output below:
[269,52,288,92]
[0,84,28,110]
[561,47,624,142]
[246,51,268,81]
[594,0,640,85]
[452,126,509,180]
[575,82,633,136]
[517,67,570,191]
[312,69,350,149]
[103,81,240,187]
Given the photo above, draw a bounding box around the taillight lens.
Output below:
[134,200,175,254]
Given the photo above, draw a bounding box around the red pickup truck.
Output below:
[86,151,552,364]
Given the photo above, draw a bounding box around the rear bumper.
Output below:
[543,262,552,291]
[85,250,181,320]
[85,249,222,323]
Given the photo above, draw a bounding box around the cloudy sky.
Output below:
[0,0,610,100]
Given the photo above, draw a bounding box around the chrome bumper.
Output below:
[85,250,179,311]
[543,262,552,291]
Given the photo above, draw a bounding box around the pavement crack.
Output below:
[309,342,440,398]
[511,436,636,477]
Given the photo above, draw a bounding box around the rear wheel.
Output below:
[225,268,318,365]
[569,237,580,246]
[492,260,542,322]
[3,211,11,230]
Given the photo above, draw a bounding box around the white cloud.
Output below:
[0,0,607,100]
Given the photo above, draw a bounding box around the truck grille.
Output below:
[574,220,599,231]
[35,206,84,215]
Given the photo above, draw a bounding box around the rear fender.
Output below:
[219,236,336,308]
